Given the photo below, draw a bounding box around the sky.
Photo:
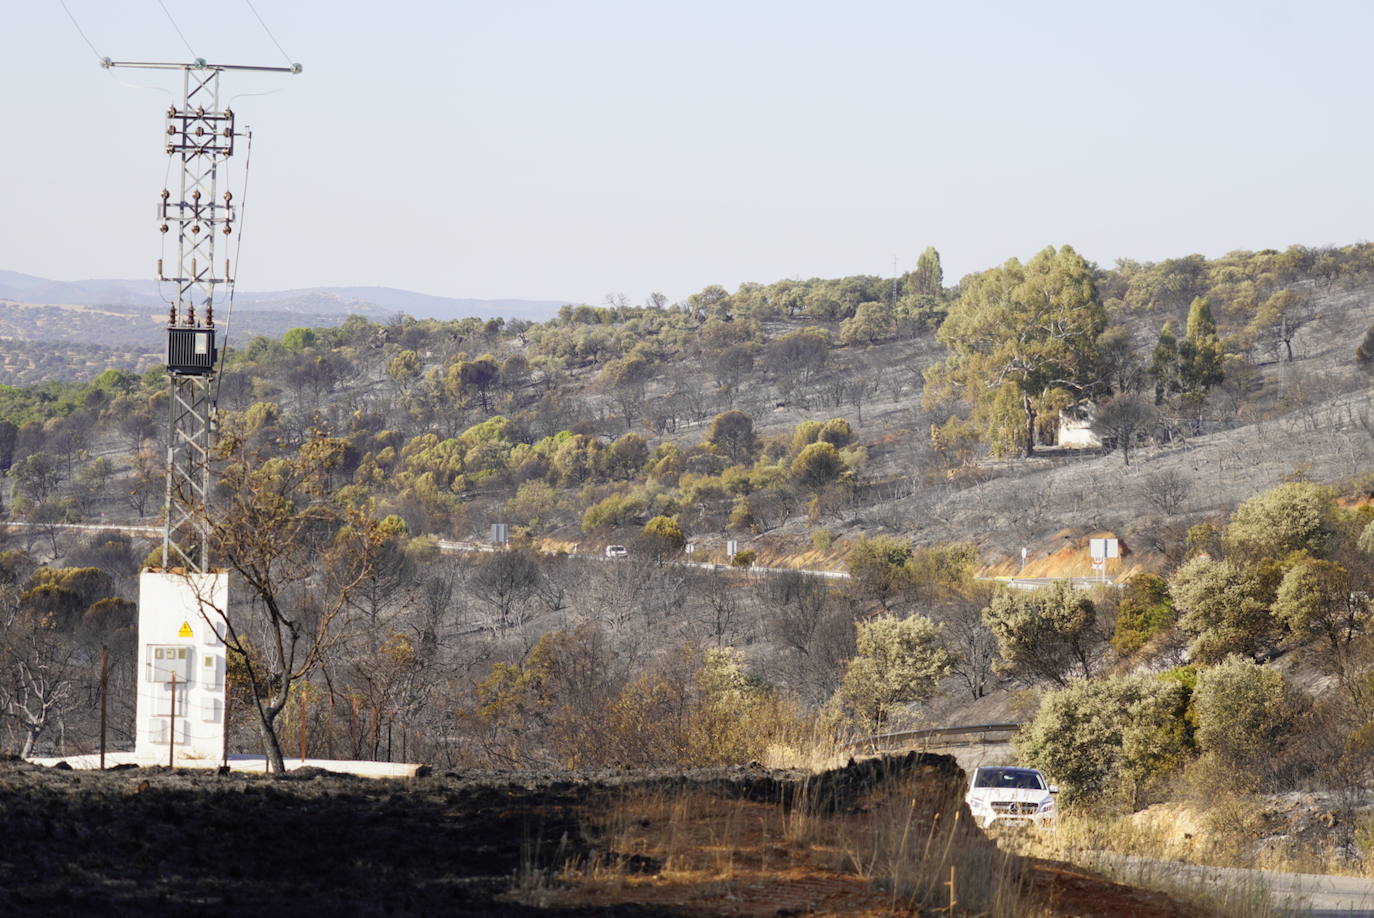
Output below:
[4,1,1374,305]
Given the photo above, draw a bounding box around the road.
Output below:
[1082,852,1374,916]
[0,523,852,579]
[435,538,850,579]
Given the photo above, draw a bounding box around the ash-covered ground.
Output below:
[0,753,1200,917]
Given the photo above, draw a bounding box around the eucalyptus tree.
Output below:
[926,245,1106,457]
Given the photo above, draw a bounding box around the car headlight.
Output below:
[1038,799,1055,813]
[967,798,990,811]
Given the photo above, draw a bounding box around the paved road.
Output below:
[1084,852,1374,916]
[0,524,851,579]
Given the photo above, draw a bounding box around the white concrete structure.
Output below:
[1057,402,1102,448]
[134,571,229,765]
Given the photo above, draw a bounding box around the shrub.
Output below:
[1111,573,1176,657]
[640,515,686,561]
[1191,656,1296,784]
[837,613,952,733]
[1016,674,1191,807]
[1224,481,1339,561]
[1169,556,1276,663]
[982,582,1099,687]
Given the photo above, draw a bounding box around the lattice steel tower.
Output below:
[103,57,300,572]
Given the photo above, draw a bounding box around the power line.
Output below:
[244,0,295,68]
[58,0,106,62]
[214,127,253,409]
[158,0,200,60]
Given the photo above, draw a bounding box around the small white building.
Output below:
[1057,401,1101,448]
[133,571,229,765]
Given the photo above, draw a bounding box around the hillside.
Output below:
[3,241,1374,883]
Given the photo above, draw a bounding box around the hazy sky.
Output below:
[4,1,1373,304]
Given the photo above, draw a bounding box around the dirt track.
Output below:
[0,753,1201,917]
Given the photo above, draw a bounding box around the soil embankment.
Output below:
[0,753,1200,917]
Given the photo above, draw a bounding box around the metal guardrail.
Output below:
[843,722,1023,753]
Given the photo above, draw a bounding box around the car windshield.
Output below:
[973,768,1045,790]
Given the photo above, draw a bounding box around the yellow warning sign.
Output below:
[177,620,194,638]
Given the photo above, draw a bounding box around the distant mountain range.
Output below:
[0,270,570,323]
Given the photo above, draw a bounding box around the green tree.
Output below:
[927,245,1107,457]
[639,515,686,562]
[1224,481,1339,561]
[819,418,855,448]
[839,301,896,344]
[982,581,1099,687]
[837,613,953,732]
[281,327,318,352]
[1272,556,1365,681]
[791,441,845,491]
[912,246,944,297]
[1169,556,1276,663]
[386,349,422,390]
[457,354,502,413]
[1191,657,1295,783]
[1111,573,1176,657]
[1178,297,1224,405]
[845,536,914,609]
[604,432,650,480]
[1016,674,1191,806]
[1149,321,1181,402]
[705,410,759,465]
[10,453,62,502]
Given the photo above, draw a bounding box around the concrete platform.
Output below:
[26,751,425,778]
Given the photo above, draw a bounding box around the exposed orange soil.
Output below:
[978,530,1142,582]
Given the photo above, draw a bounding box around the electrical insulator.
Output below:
[195,106,204,116]
[192,224,201,234]
[167,125,176,136]
[223,191,232,201]
[160,189,170,200]
[160,224,169,234]
[224,225,232,235]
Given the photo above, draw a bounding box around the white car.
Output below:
[964,766,1057,829]
[604,544,628,558]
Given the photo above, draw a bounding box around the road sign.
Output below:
[1089,538,1119,561]
[726,540,738,557]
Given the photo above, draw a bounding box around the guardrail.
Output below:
[842,722,1022,753]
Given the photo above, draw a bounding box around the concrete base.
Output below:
[26,751,424,778]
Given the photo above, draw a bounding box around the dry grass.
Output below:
[524,758,1046,917]
[1001,814,1298,917]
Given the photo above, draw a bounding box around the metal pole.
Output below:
[222,666,231,768]
[98,646,108,770]
[168,672,177,769]
[299,685,307,763]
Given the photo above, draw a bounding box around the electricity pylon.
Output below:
[103,58,299,572]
